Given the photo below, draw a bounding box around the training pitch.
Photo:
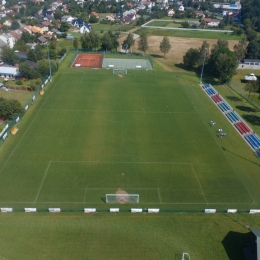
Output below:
[0,55,260,259]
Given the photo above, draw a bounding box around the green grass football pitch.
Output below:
[0,67,260,212]
[1,60,260,259]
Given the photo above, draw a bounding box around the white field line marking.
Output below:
[40,108,195,114]
[191,164,208,204]
[0,73,64,176]
[158,188,162,204]
[182,79,256,204]
[79,72,85,84]
[34,161,51,203]
[85,188,159,189]
[51,161,193,164]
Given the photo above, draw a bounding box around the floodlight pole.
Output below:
[182,252,190,260]
[47,43,52,82]
[200,48,207,84]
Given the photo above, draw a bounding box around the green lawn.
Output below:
[136,28,242,40]
[0,54,260,259]
[0,212,258,260]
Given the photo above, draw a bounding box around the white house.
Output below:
[167,9,175,16]
[179,5,184,11]
[3,19,12,27]
[207,21,220,27]
[0,34,16,49]
[61,15,74,23]
[79,25,91,33]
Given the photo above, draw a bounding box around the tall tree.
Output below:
[159,36,171,58]
[122,33,135,53]
[0,98,22,120]
[234,38,247,60]
[243,81,259,98]
[138,32,148,55]
[246,40,260,59]
[216,39,229,49]
[73,38,79,49]
[207,44,237,82]
[1,47,20,65]
[27,49,37,62]
[101,31,118,51]
[183,48,200,67]
[11,20,20,30]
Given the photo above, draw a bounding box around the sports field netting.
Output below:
[102,58,152,70]
[0,64,259,211]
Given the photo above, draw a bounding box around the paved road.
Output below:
[142,19,233,33]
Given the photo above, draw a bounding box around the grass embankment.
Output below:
[136,27,242,40]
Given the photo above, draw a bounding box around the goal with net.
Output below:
[113,69,127,74]
[106,194,139,204]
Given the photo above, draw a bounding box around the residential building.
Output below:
[238,59,260,70]
[0,34,16,48]
[202,18,220,27]
[3,19,11,27]
[213,1,241,15]
[167,9,175,16]
[91,11,99,18]
[14,51,28,59]
[61,15,74,23]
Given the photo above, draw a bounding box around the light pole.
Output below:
[200,47,207,84]
[47,43,52,82]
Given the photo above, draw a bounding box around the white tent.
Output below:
[244,73,257,81]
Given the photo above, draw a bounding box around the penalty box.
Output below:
[35,161,206,204]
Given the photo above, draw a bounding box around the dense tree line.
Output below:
[183,40,237,83]
[80,30,119,51]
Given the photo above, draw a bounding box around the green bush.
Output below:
[16,80,23,85]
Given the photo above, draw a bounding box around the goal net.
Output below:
[106,194,139,204]
[113,69,127,75]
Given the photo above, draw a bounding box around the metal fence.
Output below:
[69,49,153,69]
[102,58,152,70]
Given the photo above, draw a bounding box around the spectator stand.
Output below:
[201,83,260,155]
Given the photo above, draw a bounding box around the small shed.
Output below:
[238,59,260,70]
[0,67,20,79]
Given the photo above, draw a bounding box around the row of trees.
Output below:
[76,31,172,58]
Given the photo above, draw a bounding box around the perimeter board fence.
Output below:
[69,49,153,69]
[0,207,258,215]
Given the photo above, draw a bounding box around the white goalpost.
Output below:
[113,69,127,74]
[182,253,190,260]
[106,194,139,204]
